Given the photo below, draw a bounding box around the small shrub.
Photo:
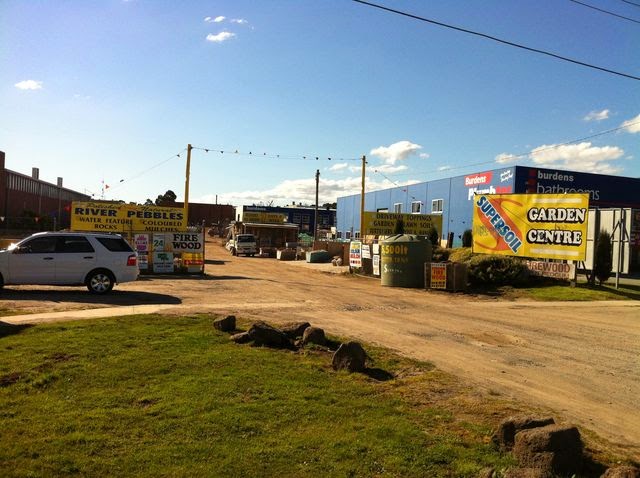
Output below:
[468,255,528,286]
[448,247,474,264]
[593,229,613,285]
[461,229,473,248]
[432,247,450,262]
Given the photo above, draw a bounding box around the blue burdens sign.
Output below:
[516,167,640,208]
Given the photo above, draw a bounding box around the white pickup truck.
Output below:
[226,234,257,257]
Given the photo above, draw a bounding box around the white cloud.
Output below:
[230,18,248,25]
[205,16,226,23]
[15,80,43,90]
[206,31,236,43]
[621,113,640,134]
[529,142,624,174]
[199,175,421,207]
[495,153,518,164]
[419,153,430,159]
[437,165,451,171]
[584,109,610,122]
[370,140,422,165]
[328,163,348,171]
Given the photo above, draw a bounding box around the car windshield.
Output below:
[237,236,254,243]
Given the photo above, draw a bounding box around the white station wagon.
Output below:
[0,232,139,294]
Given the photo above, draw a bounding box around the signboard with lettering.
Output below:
[373,254,380,276]
[153,252,174,273]
[169,233,203,253]
[525,260,575,280]
[134,234,149,252]
[138,254,149,270]
[243,211,286,224]
[472,193,589,261]
[349,241,362,268]
[430,263,447,289]
[361,244,371,259]
[362,212,443,237]
[71,201,187,232]
[153,234,166,252]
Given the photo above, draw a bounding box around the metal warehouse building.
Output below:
[337,165,640,270]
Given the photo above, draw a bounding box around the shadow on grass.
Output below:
[0,321,33,338]
[363,367,395,382]
[0,289,182,306]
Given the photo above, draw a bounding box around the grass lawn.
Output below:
[497,281,640,301]
[0,315,523,477]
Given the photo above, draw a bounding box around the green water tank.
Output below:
[380,234,432,288]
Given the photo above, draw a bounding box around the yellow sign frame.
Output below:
[362,212,442,237]
[71,201,187,233]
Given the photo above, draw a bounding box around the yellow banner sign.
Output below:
[362,212,442,237]
[243,212,286,224]
[71,201,187,233]
[472,193,589,260]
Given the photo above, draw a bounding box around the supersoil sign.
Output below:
[71,201,187,233]
[362,212,443,237]
[472,193,589,261]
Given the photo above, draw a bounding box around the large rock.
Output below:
[280,322,310,340]
[602,466,640,478]
[493,416,556,450]
[513,424,583,476]
[247,321,292,348]
[302,326,326,346]
[332,341,366,372]
[230,332,251,344]
[213,315,236,332]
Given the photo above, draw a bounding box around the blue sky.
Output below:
[1,0,638,207]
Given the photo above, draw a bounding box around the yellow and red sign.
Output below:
[71,201,187,233]
[472,193,589,261]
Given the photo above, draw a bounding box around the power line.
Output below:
[568,0,640,24]
[386,119,640,179]
[351,0,640,81]
[106,148,187,194]
[192,146,360,162]
[619,0,640,8]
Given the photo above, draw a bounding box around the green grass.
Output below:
[503,281,640,301]
[0,315,517,477]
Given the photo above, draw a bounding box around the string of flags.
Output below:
[192,146,360,162]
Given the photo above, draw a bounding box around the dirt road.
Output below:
[2,238,639,459]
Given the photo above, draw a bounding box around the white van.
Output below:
[226,234,257,256]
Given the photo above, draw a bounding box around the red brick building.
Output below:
[0,150,91,229]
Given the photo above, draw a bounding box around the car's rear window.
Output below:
[237,235,255,243]
[96,237,133,252]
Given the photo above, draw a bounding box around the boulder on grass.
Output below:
[513,424,583,476]
[280,322,310,340]
[601,466,640,478]
[493,416,556,450]
[230,332,251,344]
[213,315,236,332]
[302,326,326,346]
[247,321,292,349]
[332,341,366,373]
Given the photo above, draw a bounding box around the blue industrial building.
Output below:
[337,165,640,248]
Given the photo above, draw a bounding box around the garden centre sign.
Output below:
[362,212,443,236]
[472,193,589,261]
[71,201,187,232]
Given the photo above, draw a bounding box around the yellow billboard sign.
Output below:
[71,201,187,233]
[362,212,442,237]
[472,193,589,261]
[242,211,286,224]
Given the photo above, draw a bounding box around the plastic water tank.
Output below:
[381,234,432,288]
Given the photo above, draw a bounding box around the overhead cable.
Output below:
[568,0,640,24]
[351,0,640,81]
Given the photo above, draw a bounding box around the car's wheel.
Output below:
[86,269,114,294]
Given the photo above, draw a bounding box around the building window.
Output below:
[393,203,402,213]
[346,231,352,240]
[337,231,342,239]
[354,231,361,239]
[432,199,443,213]
[377,208,388,213]
[411,201,422,214]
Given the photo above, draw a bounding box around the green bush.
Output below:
[448,247,474,264]
[462,229,473,248]
[468,254,528,286]
[593,229,613,285]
